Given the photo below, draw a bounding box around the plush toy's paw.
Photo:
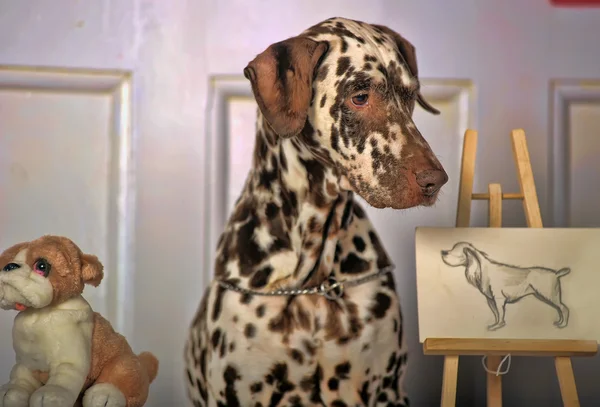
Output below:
[0,384,30,407]
[82,384,126,407]
[29,385,76,407]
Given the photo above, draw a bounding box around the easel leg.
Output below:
[488,184,502,228]
[441,355,459,407]
[555,357,580,407]
[486,356,503,407]
[511,129,543,228]
[486,184,503,407]
[456,130,478,227]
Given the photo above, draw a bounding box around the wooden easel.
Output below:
[423,129,598,407]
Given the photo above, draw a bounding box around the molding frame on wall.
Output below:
[202,74,476,286]
[0,65,136,340]
[549,79,600,227]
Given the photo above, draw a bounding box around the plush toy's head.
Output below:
[0,235,103,311]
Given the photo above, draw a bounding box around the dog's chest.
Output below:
[13,311,57,369]
[12,297,94,370]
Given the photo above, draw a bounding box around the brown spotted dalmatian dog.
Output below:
[185,17,448,407]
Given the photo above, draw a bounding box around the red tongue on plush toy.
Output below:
[15,303,27,311]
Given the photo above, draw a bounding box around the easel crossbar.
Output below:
[471,193,524,200]
[423,338,598,357]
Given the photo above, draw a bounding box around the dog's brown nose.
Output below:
[416,169,448,196]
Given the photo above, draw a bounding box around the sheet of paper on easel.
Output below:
[415,227,600,343]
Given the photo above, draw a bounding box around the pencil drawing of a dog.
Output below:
[441,242,571,331]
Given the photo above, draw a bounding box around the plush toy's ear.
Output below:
[244,36,329,138]
[81,253,104,287]
[373,24,439,115]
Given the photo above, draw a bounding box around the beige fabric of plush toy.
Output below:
[0,235,158,407]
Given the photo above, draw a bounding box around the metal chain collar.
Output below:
[216,265,395,301]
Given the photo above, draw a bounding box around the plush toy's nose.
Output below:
[441,250,449,256]
[2,263,21,272]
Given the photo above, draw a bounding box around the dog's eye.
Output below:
[351,93,369,107]
[33,258,51,278]
[2,263,20,272]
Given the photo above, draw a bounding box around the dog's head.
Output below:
[244,17,448,209]
[441,242,478,267]
[0,235,103,311]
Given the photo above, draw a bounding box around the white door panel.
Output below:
[0,66,135,384]
[1,0,600,406]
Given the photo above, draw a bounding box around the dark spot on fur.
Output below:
[353,202,366,218]
[289,395,302,407]
[341,38,349,53]
[331,125,340,152]
[289,349,304,365]
[353,236,366,252]
[308,216,321,234]
[256,304,266,318]
[334,243,342,263]
[272,42,292,89]
[368,230,391,269]
[371,292,392,319]
[244,323,257,338]
[387,352,397,372]
[220,332,227,357]
[320,94,327,108]
[265,203,279,218]
[200,349,207,378]
[340,198,354,229]
[250,266,273,289]
[317,65,329,82]
[336,56,351,76]
[328,377,339,390]
[223,365,241,407]
[211,285,227,322]
[335,361,351,379]
[360,380,371,404]
[267,363,296,406]
[211,328,222,349]
[340,252,370,274]
[303,339,316,356]
[250,382,263,393]
[240,293,254,304]
[236,215,268,276]
[302,364,323,403]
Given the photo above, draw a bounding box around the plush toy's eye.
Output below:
[34,258,51,277]
[351,93,369,107]
[2,263,20,272]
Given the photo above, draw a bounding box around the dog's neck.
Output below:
[214,115,352,291]
[15,295,92,321]
[248,116,345,219]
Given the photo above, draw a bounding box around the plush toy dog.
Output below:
[0,235,158,407]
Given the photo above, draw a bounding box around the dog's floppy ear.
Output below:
[462,247,477,264]
[373,25,439,115]
[81,253,104,287]
[244,37,329,138]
